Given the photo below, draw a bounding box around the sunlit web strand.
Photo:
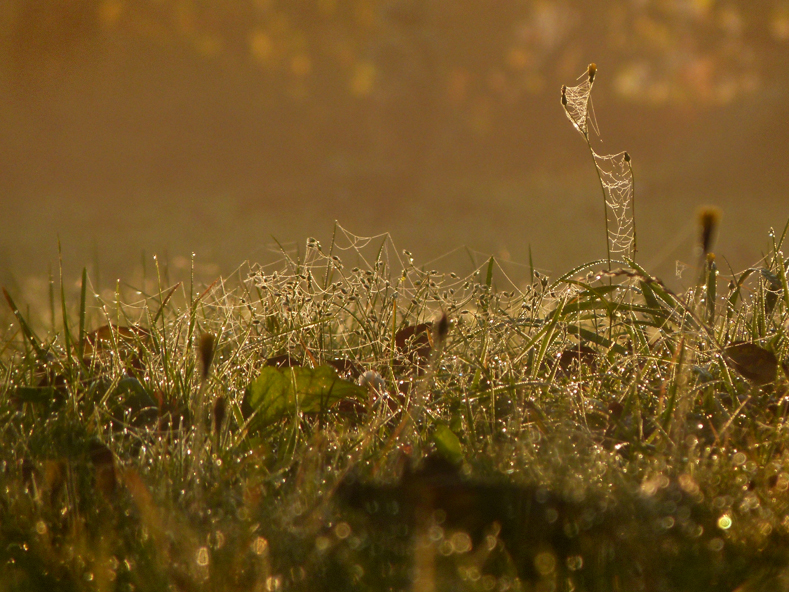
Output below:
[562,77,593,137]
[592,150,634,256]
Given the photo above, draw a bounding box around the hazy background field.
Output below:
[2,0,788,297]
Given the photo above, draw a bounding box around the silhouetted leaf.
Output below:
[433,424,463,465]
[88,440,117,497]
[556,343,597,372]
[724,342,778,386]
[326,358,362,380]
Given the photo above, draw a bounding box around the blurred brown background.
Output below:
[2,0,788,294]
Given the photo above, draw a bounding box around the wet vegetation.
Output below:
[3,63,789,591]
[2,216,789,591]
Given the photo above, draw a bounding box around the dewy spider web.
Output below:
[561,75,594,136]
[237,224,568,372]
[562,65,636,259]
[593,150,634,256]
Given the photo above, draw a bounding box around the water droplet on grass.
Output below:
[717,514,732,530]
[196,547,209,566]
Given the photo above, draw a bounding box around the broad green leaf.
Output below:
[433,424,463,465]
[244,365,366,427]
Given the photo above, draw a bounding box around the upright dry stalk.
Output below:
[698,206,722,259]
[194,332,215,483]
[696,206,722,322]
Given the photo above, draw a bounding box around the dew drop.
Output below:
[717,514,733,530]
[196,547,209,566]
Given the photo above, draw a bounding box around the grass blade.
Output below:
[3,288,47,362]
[78,267,87,362]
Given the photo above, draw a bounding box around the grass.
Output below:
[3,222,789,591]
[3,67,789,591]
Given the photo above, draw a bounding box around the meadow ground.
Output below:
[4,65,789,591]
[2,220,789,591]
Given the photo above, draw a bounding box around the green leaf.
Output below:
[433,424,463,465]
[243,365,366,428]
[485,256,495,288]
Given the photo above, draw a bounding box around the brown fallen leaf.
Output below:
[724,341,778,386]
[395,323,432,363]
[557,344,597,373]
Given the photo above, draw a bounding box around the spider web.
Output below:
[562,65,636,258]
[561,74,594,137]
[592,150,634,256]
[239,224,528,377]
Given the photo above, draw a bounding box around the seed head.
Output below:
[561,84,567,106]
[434,311,449,347]
[199,333,215,381]
[588,63,597,84]
[213,395,226,436]
[624,151,631,163]
[697,206,722,256]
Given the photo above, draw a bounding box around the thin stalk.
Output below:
[626,152,636,259]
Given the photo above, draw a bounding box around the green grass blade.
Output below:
[661,337,686,433]
[777,254,789,313]
[566,325,627,354]
[48,265,55,332]
[78,267,87,362]
[528,244,534,285]
[550,259,610,290]
[706,258,717,326]
[485,256,494,289]
[58,240,74,369]
[152,282,182,326]
[2,288,47,362]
